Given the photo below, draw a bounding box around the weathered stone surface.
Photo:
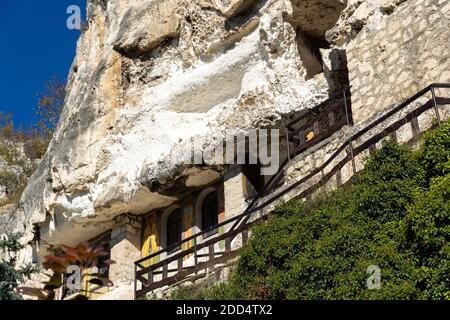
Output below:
[0,136,38,241]
[13,0,449,300]
[20,0,333,252]
[0,204,18,235]
[213,0,258,18]
[109,221,141,284]
[114,0,183,56]
[325,0,408,46]
[288,0,347,41]
[328,0,450,123]
[321,48,349,93]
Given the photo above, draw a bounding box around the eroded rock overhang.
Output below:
[19,0,347,247]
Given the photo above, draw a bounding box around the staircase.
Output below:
[134,83,450,299]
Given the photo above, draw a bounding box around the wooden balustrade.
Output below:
[135,83,450,299]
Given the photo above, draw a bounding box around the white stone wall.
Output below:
[223,165,246,220]
[109,219,141,285]
[345,0,450,123]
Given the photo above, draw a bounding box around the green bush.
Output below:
[0,119,48,207]
[419,119,450,184]
[405,174,450,300]
[0,233,36,300]
[0,169,28,207]
[211,141,429,300]
[0,141,23,166]
[174,119,450,300]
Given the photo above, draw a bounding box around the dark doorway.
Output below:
[167,208,182,251]
[202,191,219,238]
[242,163,265,200]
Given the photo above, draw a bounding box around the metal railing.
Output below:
[134,83,450,298]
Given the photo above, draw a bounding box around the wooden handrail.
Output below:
[286,87,351,127]
[136,222,250,276]
[248,97,450,214]
[135,207,253,265]
[136,83,448,267]
[135,83,450,297]
[288,102,348,139]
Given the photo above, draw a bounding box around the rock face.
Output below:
[0,136,40,263]
[114,0,183,55]
[20,0,343,248]
[15,0,450,298]
[0,136,38,210]
[288,0,347,41]
[327,0,450,123]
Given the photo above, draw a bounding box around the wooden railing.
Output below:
[287,88,353,156]
[227,88,352,234]
[134,83,450,299]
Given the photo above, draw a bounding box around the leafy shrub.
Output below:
[0,78,65,206]
[0,140,23,166]
[419,119,450,184]
[35,77,65,141]
[173,119,450,300]
[353,141,425,223]
[159,283,235,301]
[18,242,115,300]
[405,174,450,300]
[0,233,36,300]
[0,170,27,206]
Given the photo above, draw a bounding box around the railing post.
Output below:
[369,144,376,155]
[431,86,441,123]
[242,229,249,246]
[410,116,420,140]
[299,130,305,146]
[336,168,342,186]
[193,235,198,275]
[162,264,168,279]
[286,131,291,162]
[389,130,398,143]
[225,237,231,253]
[208,244,215,262]
[328,112,335,127]
[178,258,183,274]
[148,269,153,286]
[348,140,357,174]
[134,264,137,300]
[192,196,198,275]
[343,89,352,126]
[313,121,320,136]
[320,169,325,188]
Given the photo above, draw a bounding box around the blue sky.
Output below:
[0,0,86,128]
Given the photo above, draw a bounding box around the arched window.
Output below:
[167,208,182,251]
[202,191,219,238]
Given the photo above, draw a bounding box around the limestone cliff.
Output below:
[5,0,449,300]
[19,0,348,248]
[0,136,39,234]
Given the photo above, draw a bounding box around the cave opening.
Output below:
[295,29,326,80]
[289,0,349,94]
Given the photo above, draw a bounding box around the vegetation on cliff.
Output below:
[0,78,65,206]
[170,119,450,300]
[0,233,36,300]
